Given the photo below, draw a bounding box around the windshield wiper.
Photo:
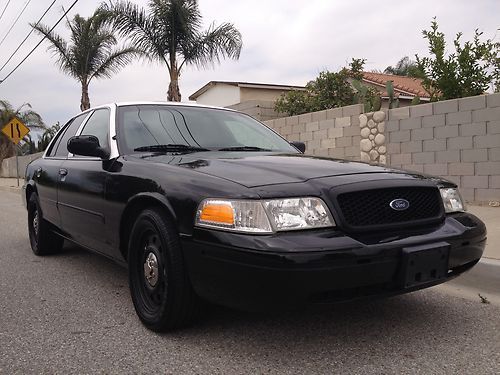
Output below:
[218,146,272,152]
[134,144,209,153]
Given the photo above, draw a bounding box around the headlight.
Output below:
[263,197,335,231]
[195,197,335,233]
[440,188,465,213]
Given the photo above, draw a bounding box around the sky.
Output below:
[0,0,498,133]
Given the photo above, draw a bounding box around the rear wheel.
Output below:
[128,208,200,331]
[27,193,63,255]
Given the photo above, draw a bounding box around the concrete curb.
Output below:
[448,258,500,297]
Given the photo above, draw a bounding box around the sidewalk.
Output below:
[467,205,499,261]
[0,177,22,194]
[443,204,500,297]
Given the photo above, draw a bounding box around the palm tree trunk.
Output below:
[80,82,90,111]
[167,67,181,102]
[0,133,15,164]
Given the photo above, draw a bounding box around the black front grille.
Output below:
[336,187,443,228]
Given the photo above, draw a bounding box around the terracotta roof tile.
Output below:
[362,71,429,98]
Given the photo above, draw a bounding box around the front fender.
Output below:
[125,192,177,222]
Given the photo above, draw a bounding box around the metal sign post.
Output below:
[16,144,20,187]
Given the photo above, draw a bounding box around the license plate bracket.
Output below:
[401,242,450,288]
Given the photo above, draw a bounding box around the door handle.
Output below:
[59,168,68,177]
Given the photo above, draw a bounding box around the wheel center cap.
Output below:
[143,252,159,287]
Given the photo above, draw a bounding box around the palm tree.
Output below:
[384,56,424,78]
[20,122,61,155]
[100,0,243,101]
[32,9,139,111]
[37,123,61,152]
[0,100,45,162]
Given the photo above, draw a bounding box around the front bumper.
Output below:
[182,212,486,311]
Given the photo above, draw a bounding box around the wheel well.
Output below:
[25,184,35,204]
[119,197,175,261]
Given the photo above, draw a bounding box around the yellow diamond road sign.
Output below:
[1,117,30,145]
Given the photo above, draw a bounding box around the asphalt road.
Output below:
[1,190,499,374]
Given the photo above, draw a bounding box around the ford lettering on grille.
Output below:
[389,198,410,211]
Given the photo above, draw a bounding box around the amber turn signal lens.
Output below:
[199,202,234,225]
[196,199,273,233]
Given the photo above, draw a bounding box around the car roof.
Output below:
[103,101,236,112]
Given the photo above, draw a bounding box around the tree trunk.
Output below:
[80,82,90,111]
[0,132,15,165]
[167,67,181,102]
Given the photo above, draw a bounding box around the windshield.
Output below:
[116,105,298,154]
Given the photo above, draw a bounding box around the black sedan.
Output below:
[24,102,486,332]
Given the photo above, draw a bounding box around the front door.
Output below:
[57,108,113,255]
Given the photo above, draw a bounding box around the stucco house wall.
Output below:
[189,81,305,120]
[193,84,240,107]
[239,87,292,102]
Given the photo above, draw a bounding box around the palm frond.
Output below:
[89,46,139,81]
[0,99,14,114]
[100,1,163,63]
[182,22,242,68]
[18,110,46,129]
[150,0,201,48]
[31,23,75,78]
[0,99,45,129]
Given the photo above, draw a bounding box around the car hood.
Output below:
[136,152,416,188]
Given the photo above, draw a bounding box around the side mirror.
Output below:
[290,141,306,153]
[67,135,109,159]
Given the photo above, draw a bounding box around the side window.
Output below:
[80,109,110,149]
[53,113,88,157]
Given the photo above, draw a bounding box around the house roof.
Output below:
[189,74,429,102]
[362,71,429,98]
[188,81,306,101]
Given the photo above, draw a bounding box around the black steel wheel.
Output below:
[27,193,63,255]
[128,208,200,331]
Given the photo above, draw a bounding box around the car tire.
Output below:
[128,208,200,332]
[27,192,63,255]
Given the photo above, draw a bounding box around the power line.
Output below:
[0,0,79,85]
[0,0,32,48]
[0,0,12,23]
[0,0,57,74]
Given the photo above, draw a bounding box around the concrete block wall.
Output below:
[264,104,364,160]
[386,93,500,202]
[0,152,43,178]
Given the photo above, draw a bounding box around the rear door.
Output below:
[35,113,89,226]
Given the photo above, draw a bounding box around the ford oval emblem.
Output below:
[389,198,410,211]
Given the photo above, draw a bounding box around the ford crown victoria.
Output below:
[23,102,486,331]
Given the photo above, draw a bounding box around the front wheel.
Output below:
[128,208,200,331]
[27,193,63,255]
